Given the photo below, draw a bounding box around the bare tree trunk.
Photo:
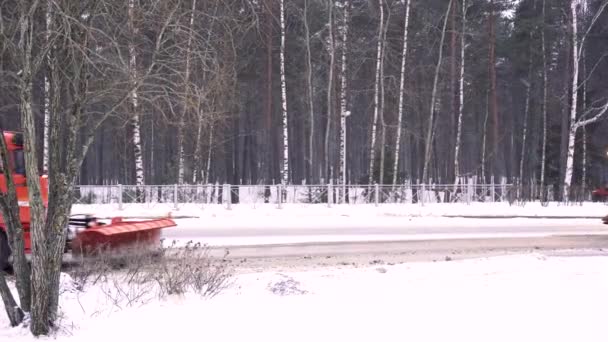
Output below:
[205,124,214,185]
[0,272,24,327]
[325,0,335,183]
[519,46,533,182]
[378,4,389,186]
[280,0,289,185]
[392,0,411,188]
[15,1,51,334]
[304,0,315,183]
[265,0,274,183]
[368,0,384,184]
[540,0,547,187]
[488,0,500,179]
[339,0,351,198]
[129,0,145,188]
[0,131,31,316]
[43,1,52,174]
[481,90,489,181]
[581,50,587,188]
[177,0,198,184]
[454,0,466,187]
[422,0,452,183]
[563,1,579,199]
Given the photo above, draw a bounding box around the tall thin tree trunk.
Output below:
[325,0,335,183]
[205,124,214,184]
[368,0,384,184]
[339,1,351,198]
[177,0,197,184]
[128,0,145,188]
[540,0,547,187]
[454,0,466,187]
[519,45,533,183]
[280,0,289,185]
[392,0,411,188]
[563,0,579,199]
[449,0,457,181]
[422,0,452,183]
[378,5,389,186]
[265,0,273,183]
[481,90,489,181]
[488,0,500,179]
[581,50,587,189]
[304,0,315,183]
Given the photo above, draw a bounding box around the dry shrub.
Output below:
[65,239,232,309]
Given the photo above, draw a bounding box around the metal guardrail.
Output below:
[71,183,602,209]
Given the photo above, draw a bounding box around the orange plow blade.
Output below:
[70,217,177,255]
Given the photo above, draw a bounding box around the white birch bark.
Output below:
[339,1,351,199]
[280,0,289,185]
[422,0,453,182]
[581,47,587,188]
[563,0,608,198]
[325,0,335,182]
[392,0,411,188]
[128,0,145,187]
[540,0,547,187]
[178,0,197,184]
[378,4,389,186]
[453,0,466,187]
[368,0,384,184]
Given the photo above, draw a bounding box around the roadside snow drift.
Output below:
[3,252,608,342]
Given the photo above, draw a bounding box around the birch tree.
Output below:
[128,0,145,188]
[0,0,178,334]
[368,0,385,184]
[422,0,452,183]
[280,0,289,185]
[563,0,608,199]
[177,0,197,184]
[339,0,351,197]
[325,0,335,182]
[540,0,548,187]
[392,0,412,188]
[519,40,533,182]
[454,0,466,187]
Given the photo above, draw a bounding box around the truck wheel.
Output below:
[0,231,11,272]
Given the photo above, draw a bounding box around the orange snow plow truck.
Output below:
[0,131,176,270]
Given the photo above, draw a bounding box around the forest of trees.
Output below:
[1,0,608,194]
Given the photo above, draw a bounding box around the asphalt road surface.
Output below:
[161,218,608,270]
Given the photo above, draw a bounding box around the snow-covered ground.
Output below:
[3,252,608,341]
[72,202,608,219]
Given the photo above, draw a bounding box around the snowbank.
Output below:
[72,201,608,219]
[3,252,608,341]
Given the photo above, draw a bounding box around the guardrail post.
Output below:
[118,184,123,210]
[277,184,283,209]
[173,184,179,210]
[374,183,379,207]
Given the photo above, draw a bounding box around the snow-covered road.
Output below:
[162,217,608,247]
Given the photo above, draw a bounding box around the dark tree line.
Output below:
[1,0,608,191]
